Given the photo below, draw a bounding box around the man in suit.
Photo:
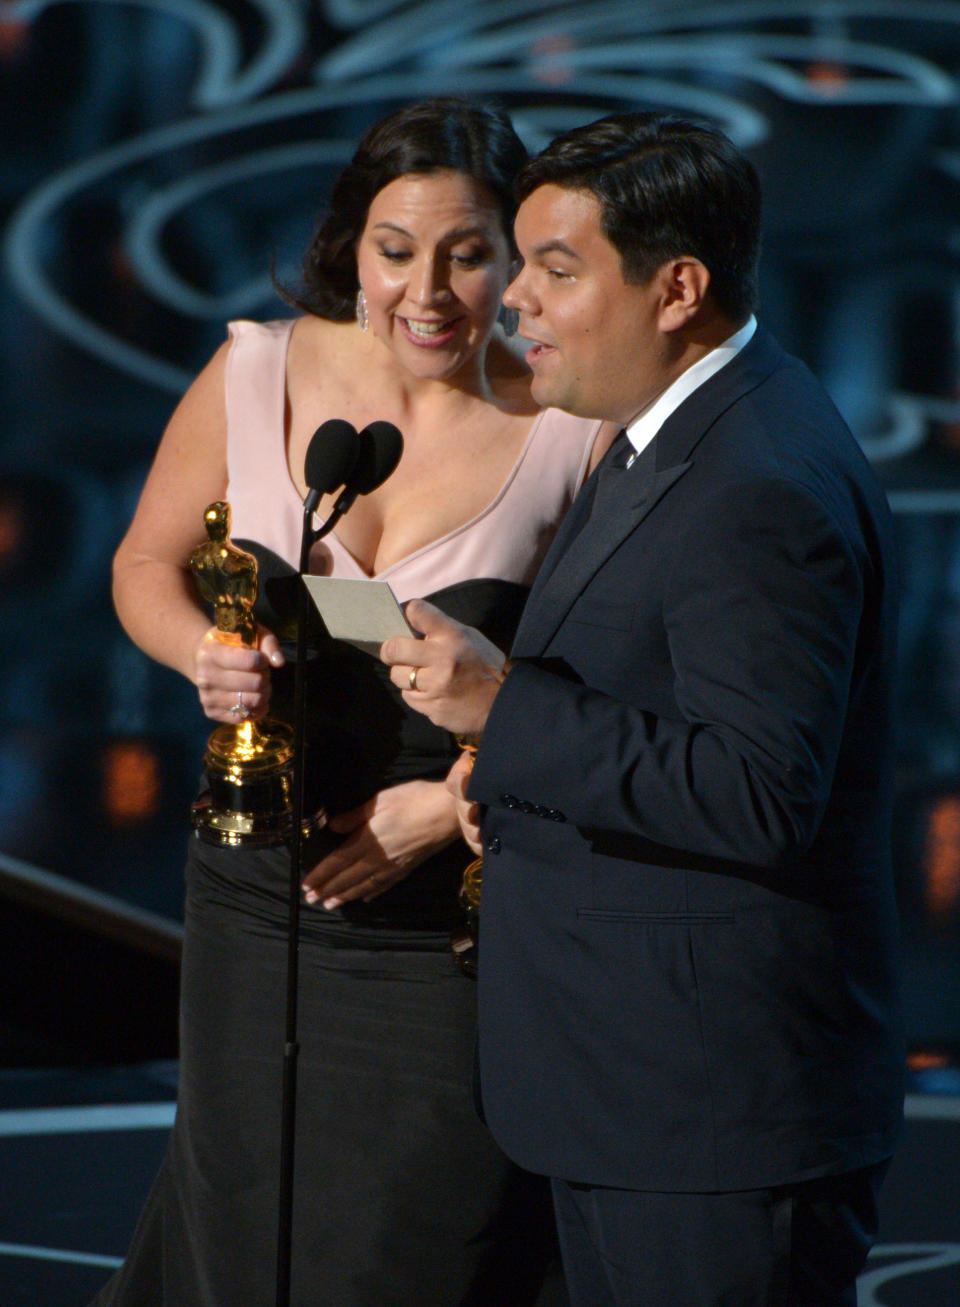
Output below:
[381,112,903,1306]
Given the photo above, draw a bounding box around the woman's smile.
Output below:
[398,315,465,347]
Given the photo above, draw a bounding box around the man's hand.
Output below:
[445,751,483,856]
[381,599,509,738]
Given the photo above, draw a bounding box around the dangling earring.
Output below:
[355,288,368,332]
[501,306,518,338]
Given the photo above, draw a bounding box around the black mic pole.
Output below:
[274,421,402,1307]
[275,499,318,1307]
[275,420,360,1307]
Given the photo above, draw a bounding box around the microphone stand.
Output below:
[273,418,402,1304]
[274,495,353,1307]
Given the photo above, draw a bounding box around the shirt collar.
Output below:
[624,316,757,462]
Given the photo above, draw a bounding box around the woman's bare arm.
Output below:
[112,341,284,720]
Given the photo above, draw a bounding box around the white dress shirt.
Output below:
[624,316,757,466]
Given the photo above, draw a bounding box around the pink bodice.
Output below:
[223,318,602,603]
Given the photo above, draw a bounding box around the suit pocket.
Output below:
[565,594,637,631]
[577,909,735,924]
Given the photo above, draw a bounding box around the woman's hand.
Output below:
[302,779,460,910]
[193,625,285,722]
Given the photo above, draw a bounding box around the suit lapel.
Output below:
[512,327,785,658]
[521,454,604,602]
[513,458,688,656]
[652,323,782,468]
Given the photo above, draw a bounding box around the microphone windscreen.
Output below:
[351,421,404,494]
[304,420,360,494]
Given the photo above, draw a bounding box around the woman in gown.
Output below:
[96,98,612,1305]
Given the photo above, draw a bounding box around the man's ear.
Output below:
[658,257,711,331]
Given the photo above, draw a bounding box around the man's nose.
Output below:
[503,267,531,313]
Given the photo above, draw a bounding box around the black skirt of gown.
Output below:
[90,575,560,1306]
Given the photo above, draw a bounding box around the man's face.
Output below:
[504,184,670,425]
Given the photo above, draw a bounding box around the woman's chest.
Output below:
[296,414,535,575]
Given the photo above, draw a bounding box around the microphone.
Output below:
[337,420,403,502]
[361,420,404,488]
[320,421,403,536]
[302,419,361,514]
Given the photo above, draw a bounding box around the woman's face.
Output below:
[355,170,514,383]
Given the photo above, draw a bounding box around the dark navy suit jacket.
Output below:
[468,326,904,1191]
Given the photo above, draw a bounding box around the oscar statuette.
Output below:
[188,501,298,846]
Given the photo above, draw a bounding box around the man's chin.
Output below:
[530,377,597,420]
[530,374,568,413]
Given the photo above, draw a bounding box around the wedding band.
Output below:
[231,692,249,720]
[408,667,419,691]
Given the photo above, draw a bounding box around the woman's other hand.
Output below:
[302,779,459,909]
[194,625,284,723]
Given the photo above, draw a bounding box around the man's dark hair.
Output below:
[516,112,761,322]
[283,98,528,321]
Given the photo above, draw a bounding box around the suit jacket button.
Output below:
[486,837,502,855]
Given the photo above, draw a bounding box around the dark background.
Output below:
[2,0,959,1105]
[3,4,960,1303]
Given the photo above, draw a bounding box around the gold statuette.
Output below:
[188,501,296,846]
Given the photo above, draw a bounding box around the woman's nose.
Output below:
[410,258,450,305]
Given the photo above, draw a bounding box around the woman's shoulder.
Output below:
[227,316,298,343]
[522,409,613,484]
[528,407,609,455]
[534,407,604,435]
[226,313,357,364]
[285,313,362,373]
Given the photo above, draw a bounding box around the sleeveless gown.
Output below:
[92,319,602,1306]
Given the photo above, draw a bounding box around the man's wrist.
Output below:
[455,659,513,750]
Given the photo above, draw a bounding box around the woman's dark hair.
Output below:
[516,112,761,322]
[283,98,528,320]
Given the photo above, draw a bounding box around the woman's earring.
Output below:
[501,306,519,338]
[356,288,369,332]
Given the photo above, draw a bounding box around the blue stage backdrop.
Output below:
[2,0,960,1058]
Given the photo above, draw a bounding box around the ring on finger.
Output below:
[408,667,419,692]
[231,691,250,720]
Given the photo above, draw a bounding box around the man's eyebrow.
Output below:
[531,239,581,260]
